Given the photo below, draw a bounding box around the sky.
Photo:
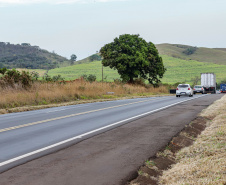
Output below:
[0,0,226,60]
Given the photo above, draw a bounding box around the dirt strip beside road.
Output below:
[0,94,223,185]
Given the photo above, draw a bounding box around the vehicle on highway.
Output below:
[201,73,216,94]
[220,84,226,93]
[216,90,221,94]
[193,85,205,94]
[176,84,193,97]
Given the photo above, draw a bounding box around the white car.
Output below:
[176,84,193,97]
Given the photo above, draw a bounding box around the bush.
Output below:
[82,74,96,82]
[0,68,34,89]
[42,73,65,83]
[183,47,197,55]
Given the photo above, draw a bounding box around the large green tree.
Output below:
[100,34,166,85]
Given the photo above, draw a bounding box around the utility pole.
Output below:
[102,63,103,82]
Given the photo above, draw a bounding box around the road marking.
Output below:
[0,97,167,133]
[0,95,208,168]
[47,108,66,113]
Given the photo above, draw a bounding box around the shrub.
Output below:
[82,74,96,82]
[183,47,197,55]
[0,68,34,89]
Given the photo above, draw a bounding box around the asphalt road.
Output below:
[0,94,223,185]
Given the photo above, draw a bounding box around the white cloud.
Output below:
[0,0,127,5]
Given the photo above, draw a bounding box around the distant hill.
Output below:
[0,42,70,69]
[156,44,226,65]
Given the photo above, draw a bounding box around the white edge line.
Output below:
[0,95,207,167]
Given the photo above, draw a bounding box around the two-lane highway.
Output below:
[0,95,209,172]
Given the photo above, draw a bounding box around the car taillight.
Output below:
[201,88,203,90]
[176,88,178,90]
[193,88,195,90]
[188,88,190,90]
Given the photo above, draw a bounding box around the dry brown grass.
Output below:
[0,81,169,112]
[159,95,226,185]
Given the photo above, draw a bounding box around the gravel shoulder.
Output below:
[0,94,223,185]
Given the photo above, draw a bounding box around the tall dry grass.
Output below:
[0,81,168,109]
[159,95,226,185]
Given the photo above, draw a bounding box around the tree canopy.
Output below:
[100,34,166,86]
[70,54,77,65]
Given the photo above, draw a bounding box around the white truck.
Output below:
[201,73,216,94]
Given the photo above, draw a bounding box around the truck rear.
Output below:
[220,84,226,93]
[201,73,216,94]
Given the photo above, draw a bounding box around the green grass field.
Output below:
[162,56,226,84]
[47,55,226,84]
[48,61,120,81]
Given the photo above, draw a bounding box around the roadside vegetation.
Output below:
[16,68,47,78]
[0,68,169,113]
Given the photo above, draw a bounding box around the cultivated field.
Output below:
[47,55,226,84]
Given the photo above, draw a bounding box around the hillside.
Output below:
[75,54,102,65]
[0,42,70,69]
[156,44,226,65]
[48,55,226,84]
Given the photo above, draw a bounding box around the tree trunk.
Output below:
[128,77,134,84]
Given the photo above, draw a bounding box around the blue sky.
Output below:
[0,0,225,59]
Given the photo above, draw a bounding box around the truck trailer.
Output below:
[220,84,226,93]
[201,73,216,94]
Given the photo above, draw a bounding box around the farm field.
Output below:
[48,61,120,81]
[47,55,226,84]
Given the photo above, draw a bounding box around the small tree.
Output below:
[100,34,166,86]
[90,54,102,61]
[70,54,77,65]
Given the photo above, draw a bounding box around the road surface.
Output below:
[0,94,223,185]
